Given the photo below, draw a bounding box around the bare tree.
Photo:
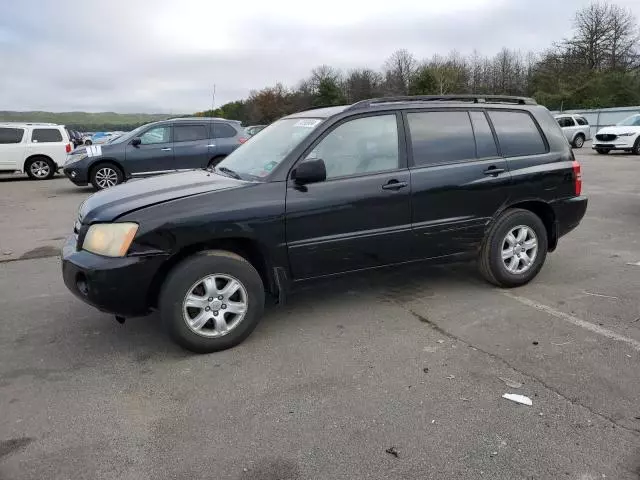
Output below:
[344,69,383,102]
[383,49,417,95]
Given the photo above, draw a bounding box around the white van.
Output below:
[0,123,72,179]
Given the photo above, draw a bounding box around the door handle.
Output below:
[161,147,172,151]
[382,180,408,191]
[483,166,505,176]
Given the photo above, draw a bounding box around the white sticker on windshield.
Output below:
[294,119,321,128]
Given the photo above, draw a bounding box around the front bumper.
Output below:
[63,165,89,185]
[592,139,635,150]
[551,196,588,239]
[61,235,168,317]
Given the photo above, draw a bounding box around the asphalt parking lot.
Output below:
[1,147,639,480]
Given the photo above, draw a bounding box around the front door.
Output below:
[406,109,512,258]
[125,124,174,176]
[172,123,211,170]
[285,113,412,280]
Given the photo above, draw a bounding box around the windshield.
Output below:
[107,124,149,144]
[616,114,640,127]
[216,118,323,179]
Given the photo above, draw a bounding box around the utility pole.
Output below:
[211,85,216,116]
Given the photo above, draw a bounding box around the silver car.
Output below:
[555,114,591,148]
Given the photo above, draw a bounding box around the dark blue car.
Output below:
[63,117,246,189]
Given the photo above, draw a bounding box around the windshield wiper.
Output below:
[215,166,242,180]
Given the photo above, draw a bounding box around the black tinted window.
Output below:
[556,117,575,127]
[407,111,475,166]
[213,123,237,138]
[32,128,63,143]
[576,117,588,126]
[489,111,546,157]
[469,111,498,158]
[174,125,208,142]
[0,127,24,144]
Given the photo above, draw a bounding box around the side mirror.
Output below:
[293,159,326,185]
[131,137,141,146]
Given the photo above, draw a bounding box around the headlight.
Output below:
[618,132,634,137]
[82,223,138,257]
[66,153,87,164]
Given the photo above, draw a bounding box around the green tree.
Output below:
[312,78,346,107]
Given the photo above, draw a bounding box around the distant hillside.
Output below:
[0,111,174,132]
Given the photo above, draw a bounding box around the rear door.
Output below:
[27,127,67,168]
[0,127,26,170]
[124,124,174,176]
[407,109,511,258]
[172,123,211,169]
[556,116,576,143]
[213,122,241,157]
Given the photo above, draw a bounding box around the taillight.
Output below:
[572,160,582,196]
[238,137,248,144]
[66,143,72,153]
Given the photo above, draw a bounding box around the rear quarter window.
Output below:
[576,117,588,126]
[488,111,547,157]
[31,128,63,143]
[0,127,25,144]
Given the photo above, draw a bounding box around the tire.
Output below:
[159,250,265,353]
[85,140,92,146]
[479,208,548,288]
[596,148,610,155]
[25,156,56,180]
[208,156,226,169]
[633,138,640,155]
[90,163,123,190]
[572,134,585,148]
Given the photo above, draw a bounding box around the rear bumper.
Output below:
[552,196,588,239]
[61,235,168,317]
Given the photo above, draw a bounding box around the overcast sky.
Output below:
[1,0,638,113]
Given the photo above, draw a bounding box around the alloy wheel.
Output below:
[95,167,119,189]
[30,160,51,179]
[501,225,538,274]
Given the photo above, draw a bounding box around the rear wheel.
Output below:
[572,134,585,148]
[90,163,123,190]
[596,148,610,154]
[479,209,548,288]
[85,139,92,146]
[159,250,265,353]
[25,157,56,180]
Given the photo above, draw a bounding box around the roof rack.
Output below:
[347,95,537,110]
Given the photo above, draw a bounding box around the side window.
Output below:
[407,111,475,166]
[140,126,171,145]
[469,111,498,158]
[557,117,575,128]
[213,123,237,138]
[304,114,399,179]
[31,128,63,143]
[174,125,208,142]
[488,111,547,157]
[0,127,24,144]
[576,117,588,126]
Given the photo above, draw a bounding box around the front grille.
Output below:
[595,133,617,142]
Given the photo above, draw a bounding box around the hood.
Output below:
[596,125,640,135]
[73,142,121,158]
[79,169,247,223]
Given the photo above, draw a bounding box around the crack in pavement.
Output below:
[398,303,640,438]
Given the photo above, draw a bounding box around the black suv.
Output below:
[62,95,587,353]
[63,117,246,190]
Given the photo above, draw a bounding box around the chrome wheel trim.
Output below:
[30,160,50,178]
[182,274,248,338]
[95,167,118,189]
[501,225,538,275]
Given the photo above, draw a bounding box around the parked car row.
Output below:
[554,112,640,154]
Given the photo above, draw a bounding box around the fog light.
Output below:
[76,273,88,295]
[70,171,77,178]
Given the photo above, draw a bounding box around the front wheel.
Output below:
[90,163,123,190]
[479,209,548,288]
[596,148,610,154]
[159,250,265,353]
[633,138,640,155]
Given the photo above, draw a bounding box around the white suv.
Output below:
[0,123,72,180]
